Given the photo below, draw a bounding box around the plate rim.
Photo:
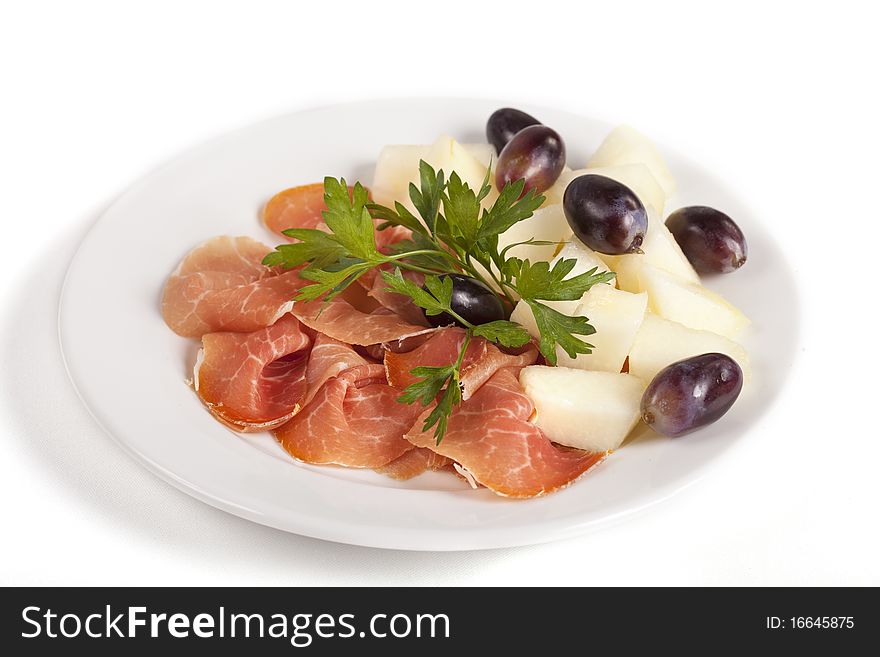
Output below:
[57,97,799,551]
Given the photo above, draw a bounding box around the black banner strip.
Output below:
[1,587,874,654]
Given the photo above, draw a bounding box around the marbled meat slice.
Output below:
[376,448,453,481]
[162,236,305,337]
[263,183,331,236]
[364,267,430,327]
[291,297,434,346]
[263,183,395,241]
[405,368,606,498]
[301,333,371,407]
[274,363,423,468]
[193,314,311,431]
[384,327,539,399]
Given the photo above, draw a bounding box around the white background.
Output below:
[2,0,878,586]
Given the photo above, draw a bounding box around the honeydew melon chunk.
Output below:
[371,138,492,211]
[509,299,542,338]
[628,313,751,383]
[519,366,645,452]
[509,237,615,329]
[544,163,666,215]
[587,125,677,197]
[638,265,750,339]
[510,297,585,338]
[496,204,572,264]
[372,144,424,208]
[556,285,647,373]
[462,143,496,168]
[426,135,492,197]
[542,165,573,206]
[600,208,700,291]
[549,239,616,313]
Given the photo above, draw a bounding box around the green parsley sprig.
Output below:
[263,160,615,442]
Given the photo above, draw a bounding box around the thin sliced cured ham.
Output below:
[291,297,434,346]
[274,363,423,468]
[405,368,606,498]
[194,314,311,431]
[377,448,453,481]
[263,183,332,236]
[162,236,305,337]
[302,333,372,405]
[264,183,406,246]
[263,182,410,254]
[385,328,539,400]
[364,268,430,327]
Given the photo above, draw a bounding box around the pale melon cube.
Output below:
[587,125,676,196]
[557,285,647,373]
[519,366,645,451]
[497,204,571,264]
[372,144,424,207]
[628,313,751,383]
[510,299,541,338]
[462,143,496,168]
[542,165,574,206]
[601,208,699,290]
[425,135,491,196]
[600,254,643,294]
[544,164,665,215]
[587,164,666,216]
[549,239,616,314]
[371,137,491,212]
[638,265,750,339]
[508,239,614,324]
[510,297,586,338]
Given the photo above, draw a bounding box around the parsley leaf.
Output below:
[380,268,452,318]
[421,380,461,445]
[262,228,348,269]
[512,259,616,301]
[409,160,445,233]
[397,365,454,406]
[476,180,544,241]
[296,262,369,302]
[472,320,532,348]
[398,330,472,444]
[526,299,597,365]
[321,178,378,261]
[367,201,428,238]
[442,171,481,245]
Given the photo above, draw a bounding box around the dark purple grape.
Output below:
[666,206,748,274]
[425,274,506,328]
[641,353,743,437]
[563,174,648,255]
[486,107,542,154]
[495,125,566,195]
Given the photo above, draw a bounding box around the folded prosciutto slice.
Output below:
[274,363,423,468]
[162,236,305,337]
[263,183,331,236]
[263,182,408,251]
[405,368,606,498]
[385,328,539,400]
[291,297,433,346]
[363,267,430,327]
[376,448,453,481]
[194,314,311,431]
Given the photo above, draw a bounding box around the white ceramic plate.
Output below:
[59,98,798,550]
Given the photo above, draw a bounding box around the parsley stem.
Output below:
[391,261,449,276]
[454,329,472,370]
[462,254,518,309]
[384,248,450,263]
